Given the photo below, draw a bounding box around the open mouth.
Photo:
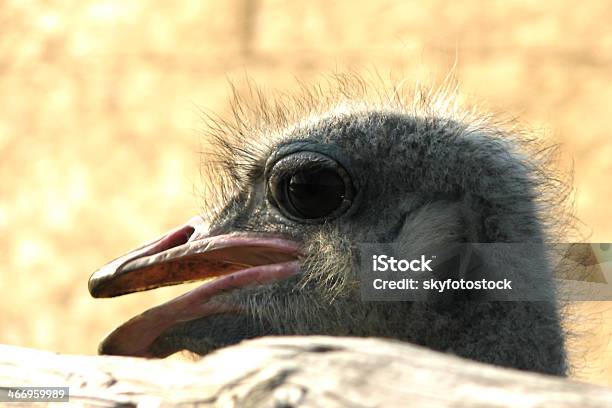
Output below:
[88,217,301,358]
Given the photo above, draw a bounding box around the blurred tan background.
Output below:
[1,0,612,385]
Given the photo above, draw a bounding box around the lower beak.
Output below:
[88,216,301,357]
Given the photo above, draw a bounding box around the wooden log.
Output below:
[1,336,612,407]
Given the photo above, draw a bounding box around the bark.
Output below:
[1,336,612,407]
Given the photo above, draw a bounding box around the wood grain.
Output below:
[2,336,612,407]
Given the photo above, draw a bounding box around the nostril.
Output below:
[147,226,195,256]
[176,226,195,245]
[167,226,195,248]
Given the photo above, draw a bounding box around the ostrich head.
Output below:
[89,75,569,375]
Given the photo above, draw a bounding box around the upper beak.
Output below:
[89,216,302,298]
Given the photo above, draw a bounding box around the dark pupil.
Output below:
[286,168,345,219]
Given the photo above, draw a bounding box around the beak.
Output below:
[88,216,301,357]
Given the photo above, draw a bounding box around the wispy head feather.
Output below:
[195,71,577,242]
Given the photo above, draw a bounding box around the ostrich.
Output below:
[89,75,570,376]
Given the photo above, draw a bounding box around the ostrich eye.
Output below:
[268,151,354,222]
[286,168,345,218]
